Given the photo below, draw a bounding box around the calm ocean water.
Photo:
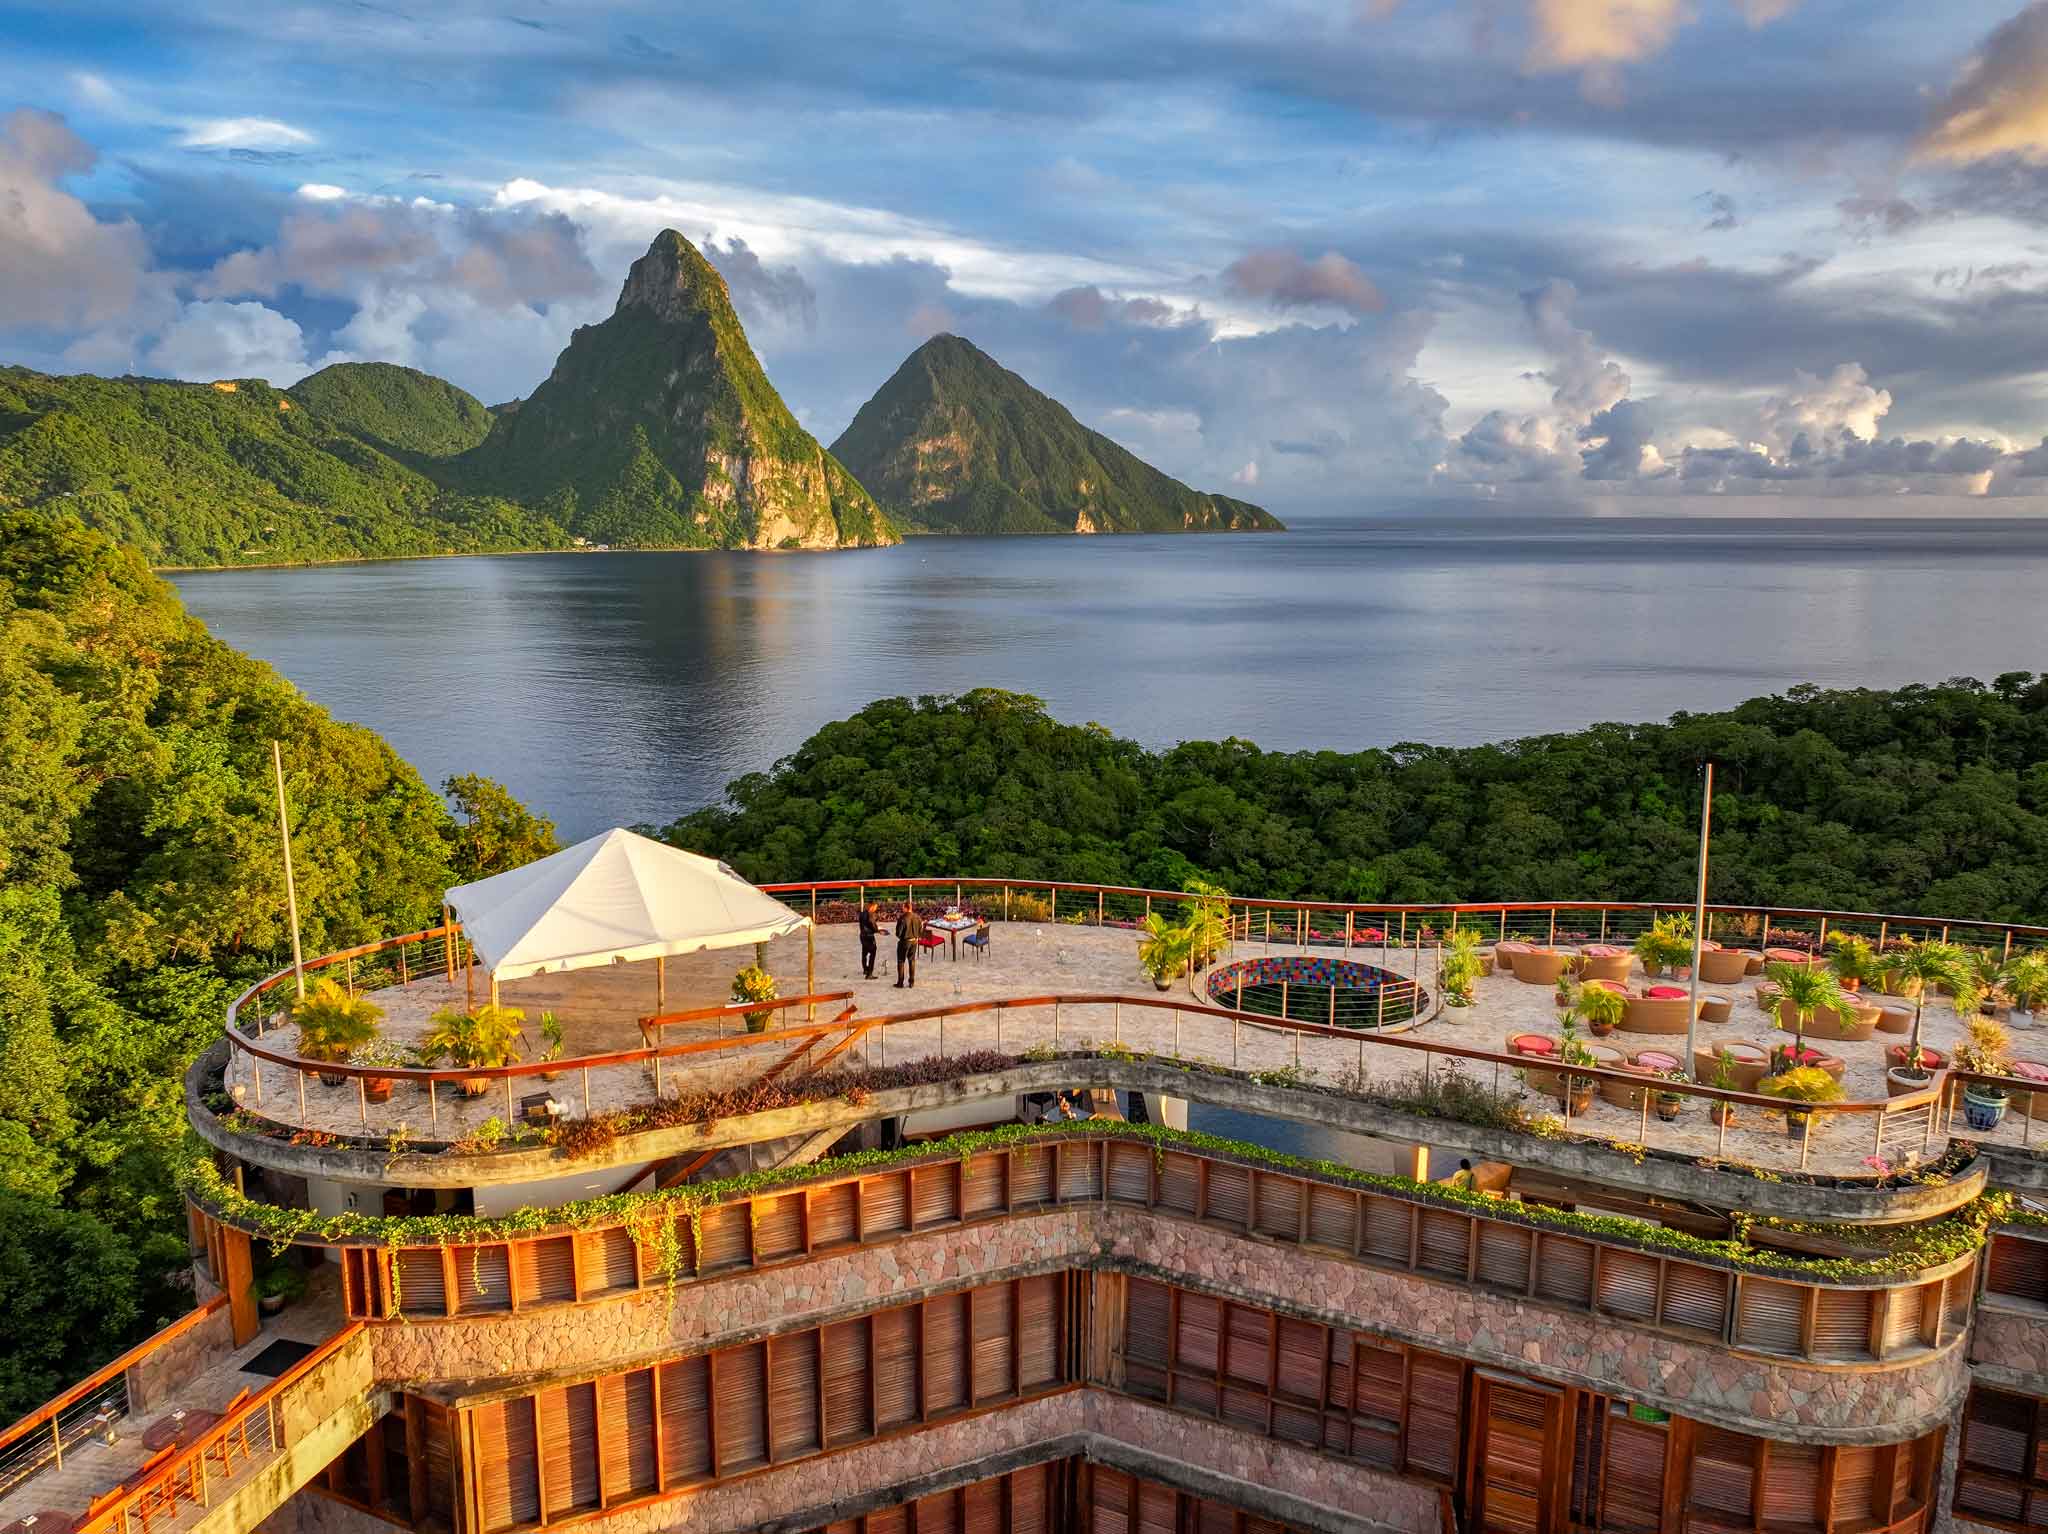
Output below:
[171,508,2048,842]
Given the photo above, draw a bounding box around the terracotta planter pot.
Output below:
[1886,1067,1935,1099]
[459,1076,490,1098]
[1710,1102,1737,1128]
[363,1076,395,1104]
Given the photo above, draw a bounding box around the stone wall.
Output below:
[390,1206,1963,1443]
[1968,1301,2048,1378]
[128,1298,237,1413]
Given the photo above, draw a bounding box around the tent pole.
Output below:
[489,973,500,1010]
[807,926,816,1022]
[465,947,474,1011]
[657,955,667,1013]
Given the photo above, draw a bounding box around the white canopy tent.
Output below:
[443,827,812,1010]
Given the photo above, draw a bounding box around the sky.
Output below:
[9,0,2048,514]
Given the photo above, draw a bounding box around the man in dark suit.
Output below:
[858,902,881,979]
[895,906,925,988]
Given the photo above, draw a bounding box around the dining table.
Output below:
[925,912,978,960]
[140,1408,220,1455]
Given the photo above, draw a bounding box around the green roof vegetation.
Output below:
[829,333,1285,536]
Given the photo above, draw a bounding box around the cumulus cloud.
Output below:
[1046,285,1176,331]
[1916,3,2048,164]
[1222,248,1386,315]
[1524,0,1686,73]
[1580,399,1667,480]
[1758,363,1891,456]
[146,299,309,383]
[179,117,314,151]
[703,236,816,330]
[0,108,163,333]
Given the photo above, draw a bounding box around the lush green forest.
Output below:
[663,682,2048,923]
[0,507,553,1412]
[830,334,1284,535]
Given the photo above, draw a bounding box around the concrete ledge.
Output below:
[191,1044,1985,1224]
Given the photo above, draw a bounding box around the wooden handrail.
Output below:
[0,1295,230,1458]
[638,991,855,1035]
[73,1323,364,1534]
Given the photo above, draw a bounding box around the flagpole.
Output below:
[1684,760,1714,1079]
[273,741,306,1002]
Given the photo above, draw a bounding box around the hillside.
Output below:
[828,334,1284,535]
[0,366,568,567]
[460,231,897,550]
[0,505,555,1410]
[286,361,495,459]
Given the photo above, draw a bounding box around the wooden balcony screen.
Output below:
[1954,1383,2048,1531]
[324,1138,1966,1368]
[1985,1231,2048,1309]
[461,1274,1074,1532]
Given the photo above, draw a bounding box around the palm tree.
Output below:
[1767,961,1845,1047]
[1888,941,1963,1076]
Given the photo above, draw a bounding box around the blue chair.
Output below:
[964,924,991,961]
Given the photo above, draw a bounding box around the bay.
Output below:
[171,507,2048,842]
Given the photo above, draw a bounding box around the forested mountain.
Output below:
[0,506,554,1412]
[459,231,896,550]
[663,681,2048,923]
[829,334,1284,535]
[0,366,569,568]
[286,361,496,459]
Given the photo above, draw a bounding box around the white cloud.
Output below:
[295,183,349,202]
[69,73,123,111]
[146,300,310,384]
[179,117,314,151]
[1916,2,2048,164]
[1758,363,1892,454]
[1230,460,1261,486]
[0,108,166,333]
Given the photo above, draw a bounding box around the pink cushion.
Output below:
[1512,1035,1557,1056]
[2013,1061,2048,1083]
[1582,944,1623,956]
[1646,985,1687,999]
[1635,1051,1679,1070]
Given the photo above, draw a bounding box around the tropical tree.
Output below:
[1887,941,1963,1075]
[1766,961,1846,1046]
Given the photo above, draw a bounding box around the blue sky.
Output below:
[7,0,2048,510]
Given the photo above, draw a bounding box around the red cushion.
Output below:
[1511,1035,1557,1055]
[1646,985,1687,999]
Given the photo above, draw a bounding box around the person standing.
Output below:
[895,904,925,988]
[858,902,881,979]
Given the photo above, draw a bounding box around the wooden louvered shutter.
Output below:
[596,1371,655,1503]
[1194,1502,1235,1534]
[1362,1195,1413,1263]
[1204,1162,1250,1226]
[964,1477,1004,1534]
[923,1291,968,1415]
[1056,1140,1099,1200]
[1010,1462,1049,1534]
[872,1305,920,1431]
[1661,1264,1729,1337]
[396,1249,446,1315]
[1253,1171,1301,1238]
[578,1229,637,1295]
[1345,1337,1402,1470]
[971,1284,1014,1403]
[456,1246,511,1313]
[1958,1385,2035,1527]
[1404,1351,1465,1483]
[912,1165,956,1229]
[1758,1443,1821,1531]
[1882,1284,1927,1355]
[1017,1274,1061,1391]
[861,1172,911,1236]
[1107,1141,1152,1203]
[537,1382,598,1519]
[1595,1250,1658,1323]
[656,1356,709,1486]
[1472,1376,1559,1534]
[1173,1294,1221,1417]
[1125,1277,1171,1398]
[1601,1417,1668,1533]
[868,1509,909,1534]
[419,1398,455,1528]
[808,1182,857,1248]
[768,1330,822,1461]
[1417,1208,1471,1278]
[1809,1290,1871,1360]
[1688,1427,1758,1531]
[713,1344,768,1473]
[1946,1259,1975,1334]
[821,1320,871,1447]
[1569,1394,1604,1529]
[695,1205,751,1273]
[1734,1278,1804,1354]
[1308,1184,1358,1252]
[1830,1446,1880,1526]
[471,1398,539,1532]
[1091,1466,1134,1534]
[917,1489,961,1534]
[1989,1234,2048,1303]
[1224,1301,1268,1385]
[512,1238,576,1306]
[1273,1317,1325,1447]
[753,1194,804,1262]
[1009,1147,1053,1205]
[1476,1222,1532,1293]
[1157,1152,1200,1214]
[962,1151,1006,1216]
[1135,1480,1177,1534]
[1535,1235,1594,1306]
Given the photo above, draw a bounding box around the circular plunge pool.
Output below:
[1206,954,1427,1030]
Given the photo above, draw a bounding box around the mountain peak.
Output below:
[614,229,731,323]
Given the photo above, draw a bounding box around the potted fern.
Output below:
[291,980,383,1087]
[421,1004,527,1096]
[1555,1020,1598,1115]
[1826,932,1877,993]
[1759,1066,1844,1141]
[1953,1016,2013,1131]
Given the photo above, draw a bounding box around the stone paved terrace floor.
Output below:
[0,1270,347,1532]
[221,922,2048,1177]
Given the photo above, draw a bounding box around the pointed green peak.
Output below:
[614,229,736,325]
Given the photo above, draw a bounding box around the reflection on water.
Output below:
[1184,1102,1430,1177]
[170,511,2048,839]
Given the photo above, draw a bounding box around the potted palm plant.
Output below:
[1632,916,1692,979]
[1440,927,1483,1007]
[1885,941,1961,1096]
[1826,933,1876,993]
[1708,1049,1739,1128]
[1181,880,1231,973]
[421,1004,527,1096]
[291,980,383,1087]
[537,1012,566,1080]
[1137,912,1194,991]
[1556,1020,1598,1115]
[1953,1016,2014,1130]
[1577,980,1625,1039]
[1759,1066,1845,1141]
[2010,952,2048,1029]
[1767,961,1846,1045]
